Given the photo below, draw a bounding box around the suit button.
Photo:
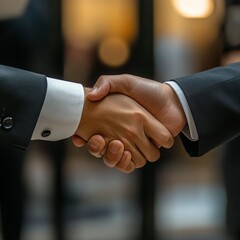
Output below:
[41,129,51,138]
[2,117,13,130]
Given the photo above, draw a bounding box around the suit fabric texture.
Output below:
[0,65,47,149]
[172,62,240,156]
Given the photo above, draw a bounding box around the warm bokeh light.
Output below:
[62,0,138,45]
[172,0,215,18]
[155,0,225,49]
[98,37,130,67]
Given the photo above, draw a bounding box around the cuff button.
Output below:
[2,117,13,130]
[41,129,51,138]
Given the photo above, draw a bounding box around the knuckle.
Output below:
[97,75,106,82]
[133,110,145,121]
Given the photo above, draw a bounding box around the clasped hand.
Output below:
[73,75,186,173]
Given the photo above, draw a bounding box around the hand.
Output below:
[73,135,133,172]
[73,88,174,173]
[83,75,186,170]
[88,75,186,136]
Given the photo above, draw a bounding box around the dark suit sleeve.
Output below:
[0,65,47,149]
[171,62,240,156]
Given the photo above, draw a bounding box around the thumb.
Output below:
[87,80,110,101]
[88,74,133,101]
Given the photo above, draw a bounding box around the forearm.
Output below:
[0,64,85,149]
[0,65,47,149]
[165,81,198,141]
[172,62,240,156]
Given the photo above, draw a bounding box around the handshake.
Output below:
[73,74,187,173]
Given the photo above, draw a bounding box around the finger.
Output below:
[87,74,133,101]
[145,117,174,149]
[87,135,106,158]
[116,151,135,173]
[72,135,87,147]
[87,77,111,101]
[103,140,125,168]
[133,115,172,162]
[135,135,160,163]
[128,144,147,168]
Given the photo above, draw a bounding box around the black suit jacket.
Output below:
[0,65,47,149]
[172,62,240,157]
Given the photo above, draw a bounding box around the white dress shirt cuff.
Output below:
[31,77,84,141]
[165,81,199,141]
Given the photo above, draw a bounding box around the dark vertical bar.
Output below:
[50,141,66,240]
[48,0,63,78]
[137,0,156,240]
[138,0,154,78]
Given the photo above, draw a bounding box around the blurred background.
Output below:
[0,0,240,240]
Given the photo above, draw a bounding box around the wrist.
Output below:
[75,87,92,138]
[84,87,91,97]
[163,83,187,136]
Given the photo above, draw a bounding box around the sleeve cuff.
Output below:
[31,77,84,141]
[165,81,199,141]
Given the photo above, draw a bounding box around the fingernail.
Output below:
[103,157,115,168]
[90,139,100,150]
[110,144,120,154]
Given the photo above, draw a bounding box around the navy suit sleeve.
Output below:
[0,65,47,149]
[172,62,240,156]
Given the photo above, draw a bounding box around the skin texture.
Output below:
[73,75,186,173]
[88,75,186,137]
[73,88,174,173]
